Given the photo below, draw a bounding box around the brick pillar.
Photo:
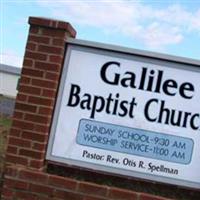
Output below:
[5,17,76,170]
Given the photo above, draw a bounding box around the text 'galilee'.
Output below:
[66,61,200,131]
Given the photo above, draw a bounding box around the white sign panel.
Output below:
[47,39,200,189]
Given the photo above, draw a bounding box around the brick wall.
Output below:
[1,16,198,200]
[2,166,170,200]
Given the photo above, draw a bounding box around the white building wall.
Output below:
[0,72,20,97]
[0,64,21,98]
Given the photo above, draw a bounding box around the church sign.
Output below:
[47,39,200,189]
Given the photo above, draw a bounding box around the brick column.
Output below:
[5,17,76,170]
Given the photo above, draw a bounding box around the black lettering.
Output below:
[158,100,170,124]
[179,82,194,99]
[105,94,113,114]
[80,94,91,109]
[90,96,105,118]
[190,114,200,130]
[182,112,191,128]
[146,70,155,91]
[112,93,120,115]
[162,79,177,96]
[139,67,147,90]
[118,101,128,117]
[67,84,80,106]
[154,70,163,93]
[170,110,182,126]
[144,99,158,122]
[129,97,137,118]
[121,72,136,88]
[100,61,120,85]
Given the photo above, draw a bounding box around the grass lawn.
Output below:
[0,117,12,129]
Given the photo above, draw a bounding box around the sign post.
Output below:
[47,38,200,189]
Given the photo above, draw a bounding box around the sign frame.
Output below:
[46,38,200,189]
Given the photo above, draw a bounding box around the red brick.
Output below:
[19,169,48,183]
[1,187,14,198]
[34,124,50,133]
[9,128,21,137]
[32,143,47,151]
[29,35,50,44]
[35,61,60,72]
[30,159,44,169]
[13,110,24,119]
[28,96,54,106]
[54,190,83,200]
[15,102,37,113]
[51,20,57,27]
[48,175,77,190]
[109,188,138,200]
[38,45,63,54]
[84,196,106,200]
[6,146,18,154]
[49,55,63,64]
[52,38,65,46]
[57,21,68,29]
[45,71,60,81]
[32,78,57,89]
[15,190,37,199]
[22,68,44,77]
[19,149,45,159]
[8,136,31,148]
[30,183,54,195]
[19,85,41,95]
[23,58,33,67]
[58,21,76,36]
[42,29,66,38]
[24,113,50,124]
[12,119,34,130]
[42,89,57,98]
[4,179,29,190]
[25,51,47,61]
[17,93,28,102]
[15,180,29,190]
[29,17,51,27]
[29,17,76,37]
[29,26,40,34]
[59,21,68,30]
[38,106,53,115]
[20,76,31,84]
[22,131,48,142]
[140,193,167,200]
[34,195,49,200]
[6,154,28,165]
[5,166,18,177]
[26,42,37,51]
[78,182,108,197]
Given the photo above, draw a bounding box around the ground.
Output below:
[0,96,13,198]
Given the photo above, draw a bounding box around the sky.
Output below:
[1,0,200,68]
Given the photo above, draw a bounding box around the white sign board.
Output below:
[47,39,200,189]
